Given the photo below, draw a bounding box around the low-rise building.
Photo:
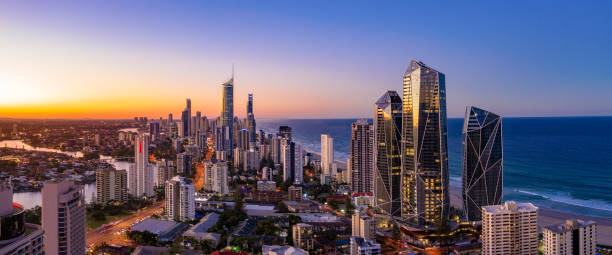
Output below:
[350,236,381,255]
[292,223,314,251]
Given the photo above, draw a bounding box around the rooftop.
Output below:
[131,218,179,235]
[543,219,597,233]
[482,201,538,214]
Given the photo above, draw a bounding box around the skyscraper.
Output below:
[165,176,196,221]
[131,132,154,197]
[462,106,503,221]
[401,60,449,227]
[246,93,256,144]
[482,201,538,255]
[95,168,128,204]
[181,109,189,138]
[220,77,234,148]
[321,134,335,177]
[350,120,373,194]
[186,98,192,136]
[42,180,86,255]
[373,91,402,218]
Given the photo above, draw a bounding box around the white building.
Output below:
[165,176,195,221]
[543,219,597,255]
[350,236,381,255]
[262,245,307,255]
[321,134,335,176]
[352,211,376,241]
[42,180,86,255]
[130,132,154,197]
[204,160,229,194]
[482,201,538,255]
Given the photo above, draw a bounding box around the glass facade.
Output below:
[220,78,234,148]
[374,91,403,218]
[462,106,503,221]
[401,60,449,227]
[0,204,25,242]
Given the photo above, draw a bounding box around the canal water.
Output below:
[1,140,134,209]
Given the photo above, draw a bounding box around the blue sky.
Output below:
[1,0,611,118]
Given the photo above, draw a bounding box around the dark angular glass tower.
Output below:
[462,106,503,221]
[374,91,403,218]
[401,60,449,227]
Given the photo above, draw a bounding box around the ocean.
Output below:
[259,117,612,218]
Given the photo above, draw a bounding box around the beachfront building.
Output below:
[42,180,86,255]
[401,60,450,227]
[165,176,196,221]
[95,168,128,204]
[282,142,303,184]
[373,90,403,219]
[350,119,374,194]
[482,201,538,255]
[321,134,335,177]
[292,223,314,251]
[350,236,381,255]
[0,181,44,255]
[462,106,503,221]
[543,219,597,255]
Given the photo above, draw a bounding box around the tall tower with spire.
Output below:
[220,72,234,153]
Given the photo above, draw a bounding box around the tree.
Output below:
[25,206,41,224]
[234,190,244,213]
[345,196,354,216]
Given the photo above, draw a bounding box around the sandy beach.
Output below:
[448,186,612,246]
[304,148,612,245]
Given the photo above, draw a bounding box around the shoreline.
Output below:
[303,148,612,245]
[448,185,612,246]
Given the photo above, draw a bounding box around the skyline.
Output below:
[1,1,611,119]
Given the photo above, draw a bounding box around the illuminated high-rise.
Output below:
[350,119,373,194]
[373,90,402,218]
[246,93,256,144]
[462,106,503,221]
[220,78,234,149]
[401,60,449,227]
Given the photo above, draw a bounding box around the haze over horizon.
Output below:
[1,1,611,119]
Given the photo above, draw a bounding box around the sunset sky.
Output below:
[1,1,611,119]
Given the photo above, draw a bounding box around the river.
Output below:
[1,140,134,209]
